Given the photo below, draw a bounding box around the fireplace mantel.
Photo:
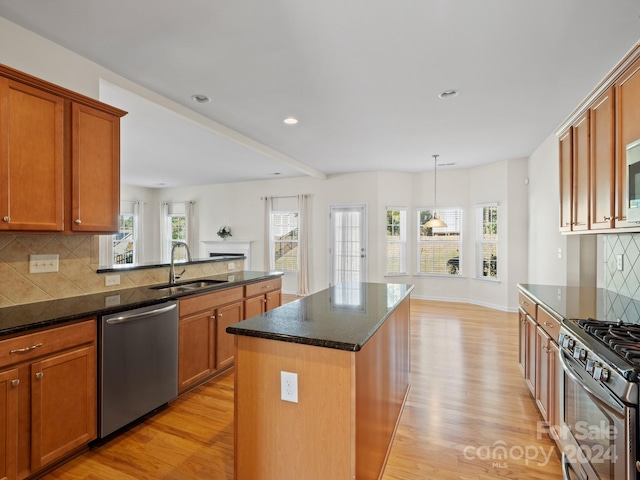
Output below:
[201,240,252,270]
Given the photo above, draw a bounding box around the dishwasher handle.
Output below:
[106,303,177,325]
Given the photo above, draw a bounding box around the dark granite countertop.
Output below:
[226,282,414,352]
[0,270,283,337]
[518,283,640,323]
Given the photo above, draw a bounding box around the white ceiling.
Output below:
[0,1,639,188]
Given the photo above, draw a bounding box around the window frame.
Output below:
[475,203,499,281]
[416,207,463,276]
[385,207,407,276]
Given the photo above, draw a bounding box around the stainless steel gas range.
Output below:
[559,318,640,480]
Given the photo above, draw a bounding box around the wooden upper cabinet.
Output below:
[70,103,120,232]
[572,112,590,231]
[0,78,64,231]
[616,56,640,227]
[559,128,573,232]
[590,87,615,230]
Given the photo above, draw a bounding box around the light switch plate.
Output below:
[29,254,59,273]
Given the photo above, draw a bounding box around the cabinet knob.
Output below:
[11,379,19,387]
[210,315,216,320]
[263,298,267,303]
[543,321,554,328]
[218,313,223,318]
[74,219,82,225]
[35,372,44,379]
[2,216,9,223]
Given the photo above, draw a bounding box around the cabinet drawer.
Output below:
[179,286,243,317]
[245,277,282,298]
[537,307,561,340]
[518,292,537,319]
[0,319,95,368]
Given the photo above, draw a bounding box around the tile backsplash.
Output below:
[0,234,242,307]
[604,233,640,299]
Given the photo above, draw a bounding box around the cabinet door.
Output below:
[535,326,551,422]
[71,103,120,233]
[616,57,640,227]
[0,78,64,231]
[216,301,243,370]
[549,340,560,440]
[0,368,18,480]
[30,345,96,471]
[265,290,281,312]
[590,87,615,230]
[572,112,590,231]
[178,310,215,393]
[518,309,527,375]
[559,128,573,232]
[524,315,536,396]
[244,295,265,319]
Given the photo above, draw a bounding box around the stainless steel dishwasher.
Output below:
[99,300,178,438]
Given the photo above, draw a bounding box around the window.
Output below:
[272,210,299,271]
[476,204,498,279]
[113,213,135,265]
[417,208,462,275]
[386,208,406,275]
[162,202,193,262]
[99,200,140,267]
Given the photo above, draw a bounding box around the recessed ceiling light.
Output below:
[283,117,298,125]
[191,94,211,104]
[271,172,281,176]
[438,90,459,99]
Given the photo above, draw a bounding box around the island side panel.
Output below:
[355,295,410,479]
[234,335,355,480]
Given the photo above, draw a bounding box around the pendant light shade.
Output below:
[425,154,447,229]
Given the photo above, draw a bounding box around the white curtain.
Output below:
[297,194,310,296]
[263,197,273,271]
[160,202,171,263]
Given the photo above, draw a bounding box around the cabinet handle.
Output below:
[9,342,42,354]
[35,372,44,379]
[2,216,9,223]
[603,216,618,221]
[11,379,19,387]
[75,219,82,225]
[543,321,555,328]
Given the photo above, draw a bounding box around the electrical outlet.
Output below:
[228,262,235,270]
[227,274,235,282]
[29,254,59,273]
[617,254,624,271]
[104,275,120,286]
[280,371,298,403]
[104,294,121,307]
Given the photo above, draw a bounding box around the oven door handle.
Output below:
[559,349,625,419]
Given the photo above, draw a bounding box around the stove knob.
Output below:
[585,359,595,374]
[592,363,603,381]
[601,368,610,382]
[567,338,575,351]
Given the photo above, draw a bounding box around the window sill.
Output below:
[384,273,409,278]
[414,273,466,279]
[473,276,500,284]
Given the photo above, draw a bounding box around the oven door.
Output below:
[559,349,636,480]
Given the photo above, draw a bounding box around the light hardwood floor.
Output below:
[41,299,562,479]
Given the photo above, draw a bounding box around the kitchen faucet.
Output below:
[169,241,192,285]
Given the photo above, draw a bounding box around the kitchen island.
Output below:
[226,282,413,480]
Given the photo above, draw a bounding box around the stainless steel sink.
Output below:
[149,279,227,293]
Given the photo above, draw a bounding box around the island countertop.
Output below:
[226,282,414,351]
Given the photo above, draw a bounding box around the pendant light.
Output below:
[425,154,447,229]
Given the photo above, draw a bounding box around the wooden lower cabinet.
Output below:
[30,345,96,471]
[178,287,244,393]
[244,278,282,319]
[535,326,552,422]
[0,368,19,480]
[524,312,537,396]
[0,319,96,480]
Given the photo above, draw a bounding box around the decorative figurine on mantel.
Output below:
[217,226,232,240]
